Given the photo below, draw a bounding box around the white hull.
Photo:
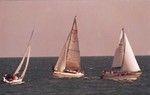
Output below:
[53,71,84,78]
[101,71,142,81]
[2,78,24,84]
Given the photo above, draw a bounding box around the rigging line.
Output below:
[121,28,126,70]
[71,16,77,30]
[28,30,34,45]
[23,30,34,57]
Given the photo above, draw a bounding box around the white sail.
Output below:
[20,45,31,79]
[111,30,125,68]
[54,36,70,72]
[54,17,81,72]
[14,30,33,79]
[13,47,29,75]
[101,29,141,81]
[112,29,141,72]
[121,32,141,72]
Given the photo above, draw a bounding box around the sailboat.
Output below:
[2,31,33,84]
[101,28,142,81]
[53,17,84,78]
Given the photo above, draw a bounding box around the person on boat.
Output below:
[5,74,13,81]
[64,69,77,74]
[101,70,105,74]
[72,70,77,74]
[2,76,9,83]
[12,75,18,80]
[65,69,72,73]
[2,73,12,82]
[101,70,110,74]
[1,73,7,82]
[12,73,19,80]
[3,73,19,82]
[110,71,114,74]
[4,73,8,78]
[102,70,117,75]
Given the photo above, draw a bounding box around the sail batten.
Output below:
[68,49,80,52]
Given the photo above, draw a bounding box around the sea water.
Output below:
[0,56,150,95]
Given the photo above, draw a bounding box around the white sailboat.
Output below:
[101,28,142,81]
[2,31,33,84]
[53,17,84,78]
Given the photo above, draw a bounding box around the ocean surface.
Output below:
[0,56,150,95]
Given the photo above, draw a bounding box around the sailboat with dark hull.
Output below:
[53,17,84,78]
[101,28,142,81]
[2,31,33,84]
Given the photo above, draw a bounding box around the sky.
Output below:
[0,0,150,57]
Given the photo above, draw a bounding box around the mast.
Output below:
[120,28,126,70]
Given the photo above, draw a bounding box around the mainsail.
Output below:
[20,45,30,79]
[54,17,81,72]
[112,29,125,69]
[13,45,31,77]
[13,46,29,75]
[13,30,33,80]
[112,28,141,72]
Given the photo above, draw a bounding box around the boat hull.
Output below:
[2,77,24,84]
[53,71,84,78]
[101,71,142,81]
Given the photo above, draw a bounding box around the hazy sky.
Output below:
[0,0,150,57]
